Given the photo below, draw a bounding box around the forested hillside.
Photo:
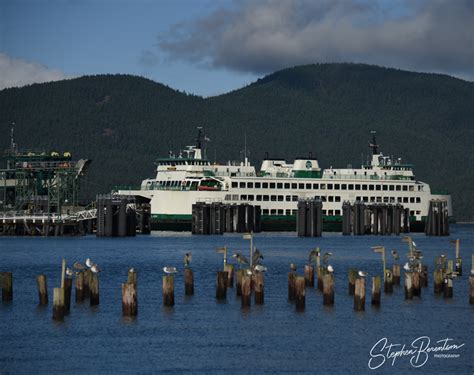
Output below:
[1,64,473,220]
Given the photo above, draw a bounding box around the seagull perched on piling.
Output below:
[254,264,267,273]
[358,271,368,278]
[290,263,297,272]
[232,253,248,266]
[91,264,101,273]
[184,252,192,267]
[322,252,332,265]
[252,249,263,265]
[73,261,85,270]
[85,258,93,268]
[403,262,411,272]
[246,269,253,276]
[308,248,320,264]
[128,267,135,273]
[327,265,334,273]
[391,250,400,261]
[163,266,177,274]
[66,267,73,277]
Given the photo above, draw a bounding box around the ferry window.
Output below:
[270,209,276,215]
[292,195,298,201]
[335,210,341,215]
[284,183,290,189]
[369,185,374,191]
[263,183,268,189]
[356,196,361,201]
[239,182,246,188]
[410,197,415,203]
[328,210,334,216]
[298,183,304,189]
[306,183,311,189]
[397,197,402,202]
[232,182,238,188]
[382,185,388,191]
[416,210,421,215]
[355,184,361,190]
[320,184,326,190]
[418,186,422,191]
[262,209,269,215]
[241,195,247,200]
[277,209,284,215]
[390,185,396,191]
[247,182,254,188]
[396,185,401,191]
[328,196,334,202]
[292,209,297,215]
[323,210,327,215]
[285,195,291,201]
[271,195,277,201]
[409,186,414,191]
[263,195,269,201]
[370,197,376,202]
[285,209,291,215]
[232,194,239,200]
[292,183,297,189]
[341,184,347,190]
[416,197,421,203]
[277,196,284,202]
[255,182,261,188]
[410,211,415,216]
[376,185,381,191]
[335,196,341,202]
[402,186,408,191]
[256,195,262,201]
[362,185,367,190]
[377,197,382,202]
[225,194,231,201]
[363,197,368,202]
[334,184,339,190]
[321,196,327,202]
[314,183,320,189]
[327,184,332,189]
[277,183,283,189]
[403,197,408,203]
[390,197,396,203]
[270,183,276,189]
[348,184,354,190]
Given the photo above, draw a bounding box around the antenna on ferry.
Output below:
[10,121,16,155]
[369,130,379,155]
[244,133,248,166]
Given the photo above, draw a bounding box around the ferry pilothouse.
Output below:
[117,129,453,231]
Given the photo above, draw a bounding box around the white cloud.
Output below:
[0,53,67,90]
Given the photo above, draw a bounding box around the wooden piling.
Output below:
[469,276,474,305]
[75,272,84,302]
[304,265,314,287]
[1,272,12,301]
[216,271,227,300]
[404,273,413,299]
[122,282,138,316]
[236,269,244,296]
[288,272,296,301]
[254,273,264,305]
[127,270,137,285]
[64,277,72,313]
[348,269,357,295]
[412,272,421,297]
[52,287,65,321]
[36,274,48,305]
[162,275,174,307]
[83,269,91,298]
[354,278,365,311]
[224,264,234,288]
[384,269,393,294]
[90,273,100,306]
[241,275,251,308]
[184,268,194,295]
[322,274,334,306]
[443,277,453,298]
[372,276,381,306]
[392,264,401,285]
[295,276,305,310]
[433,270,444,294]
[317,266,324,291]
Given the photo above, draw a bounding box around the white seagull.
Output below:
[128,267,135,273]
[327,265,334,273]
[358,271,368,277]
[163,266,177,274]
[91,264,101,273]
[254,264,267,273]
[85,258,93,268]
[246,269,253,276]
[290,263,297,272]
[403,262,411,271]
[184,252,192,267]
[65,267,73,276]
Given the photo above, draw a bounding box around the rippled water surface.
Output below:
[1,225,473,374]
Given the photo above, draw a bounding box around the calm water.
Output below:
[0,225,473,374]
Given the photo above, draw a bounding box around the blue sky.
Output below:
[0,0,472,96]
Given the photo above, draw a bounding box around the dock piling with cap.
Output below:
[36,274,48,305]
[241,275,251,308]
[216,271,227,300]
[348,269,357,295]
[52,287,65,321]
[184,268,194,295]
[122,282,138,317]
[254,273,264,305]
[354,278,365,311]
[1,272,13,301]
[75,272,84,302]
[371,276,381,306]
[322,274,334,306]
[162,275,174,307]
[295,276,305,310]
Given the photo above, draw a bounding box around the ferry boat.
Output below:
[117,129,453,232]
